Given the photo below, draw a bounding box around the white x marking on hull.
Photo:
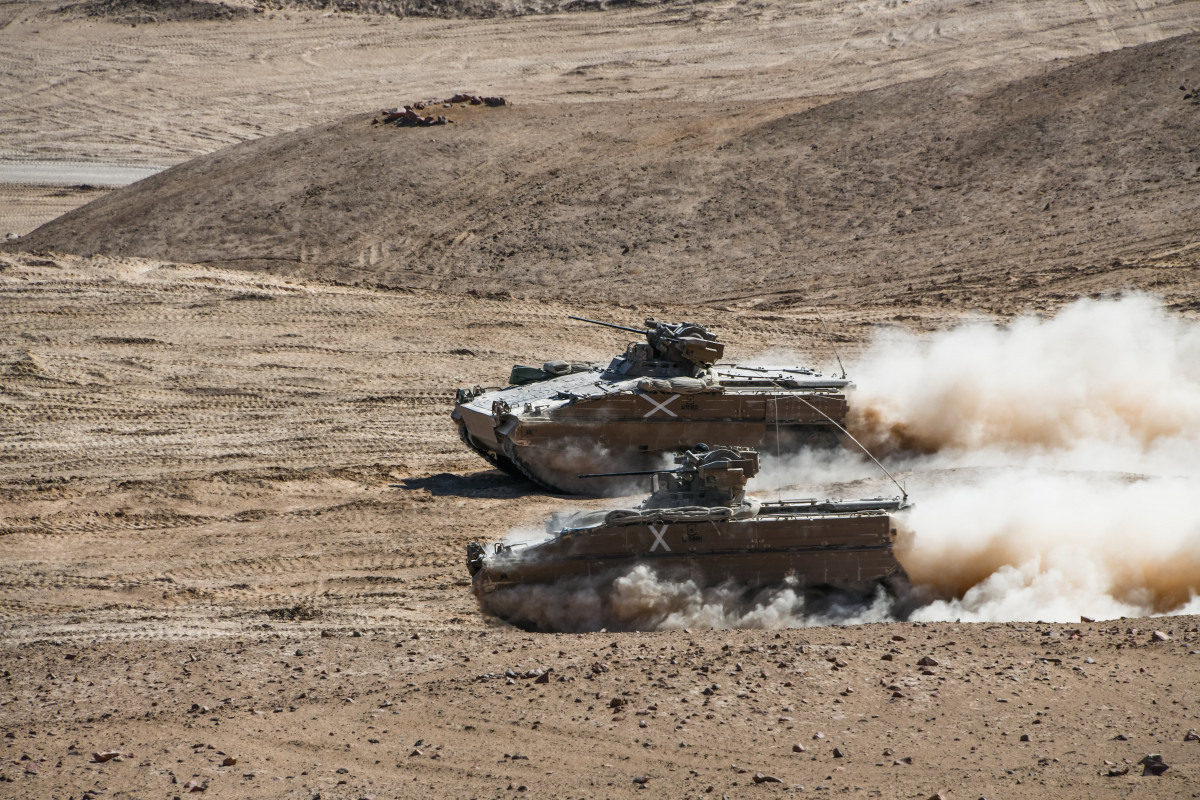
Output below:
[640,392,680,418]
[649,523,671,552]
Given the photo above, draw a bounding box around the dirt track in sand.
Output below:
[0,250,879,641]
[3,0,1199,168]
[3,250,1200,798]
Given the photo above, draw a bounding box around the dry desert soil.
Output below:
[3,1,1200,798]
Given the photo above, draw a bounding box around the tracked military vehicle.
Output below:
[467,446,909,608]
[453,317,851,495]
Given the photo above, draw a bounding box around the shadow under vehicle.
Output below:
[452,316,851,495]
[466,446,909,614]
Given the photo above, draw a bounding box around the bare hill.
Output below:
[55,0,680,22]
[54,0,253,23]
[253,0,684,19]
[16,32,1200,310]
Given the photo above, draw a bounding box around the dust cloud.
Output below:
[479,296,1200,630]
[476,566,900,633]
[845,295,1200,623]
[848,293,1200,466]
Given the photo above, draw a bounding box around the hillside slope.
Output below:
[15,32,1200,310]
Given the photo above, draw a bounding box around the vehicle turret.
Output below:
[569,316,725,378]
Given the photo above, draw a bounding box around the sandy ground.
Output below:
[3,251,1199,798]
[0,184,110,238]
[4,1,1200,797]
[3,0,1200,168]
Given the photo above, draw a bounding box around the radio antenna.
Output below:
[815,310,847,380]
[765,376,906,502]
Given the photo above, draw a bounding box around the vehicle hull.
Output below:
[454,374,849,494]
[470,503,907,598]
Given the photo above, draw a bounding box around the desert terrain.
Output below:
[4,0,1200,797]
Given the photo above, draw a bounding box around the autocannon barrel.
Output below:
[567,315,648,335]
[578,467,696,479]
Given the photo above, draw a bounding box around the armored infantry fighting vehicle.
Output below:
[467,445,909,607]
[453,316,851,495]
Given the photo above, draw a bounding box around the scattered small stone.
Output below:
[917,656,939,667]
[221,757,237,767]
[1151,630,1171,642]
[1185,729,1199,742]
[1019,734,1031,742]
[752,773,783,784]
[832,748,844,758]
[880,654,893,661]
[792,744,806,753]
